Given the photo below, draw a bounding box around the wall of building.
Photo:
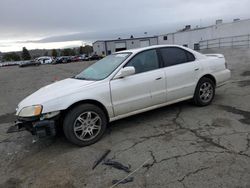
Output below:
[158,27,213,49]
[93,19,250,54]
[93,41,106,56]
[209,19,250,39]
[93,37,158,56]
[159,19,250,50]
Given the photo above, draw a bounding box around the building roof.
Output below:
[93,36,158,44]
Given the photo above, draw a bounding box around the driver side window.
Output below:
[125,49,159,74]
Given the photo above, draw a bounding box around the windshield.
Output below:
[75,53,131,80]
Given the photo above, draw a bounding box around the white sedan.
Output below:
[37,56,53,64]
[15,45,231,146]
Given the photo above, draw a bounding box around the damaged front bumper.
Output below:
[10,112,60,138]
[14,119,56,137]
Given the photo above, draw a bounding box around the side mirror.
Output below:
[114,66,135,79]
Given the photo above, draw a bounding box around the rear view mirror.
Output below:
[114,66,135,79]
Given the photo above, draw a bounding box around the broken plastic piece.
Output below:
[112,177,134,185]
[103,159,131,173]
[92,149,111,170]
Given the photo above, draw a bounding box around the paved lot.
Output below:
[0,48,250,188]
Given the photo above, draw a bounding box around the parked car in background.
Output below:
[53,56,71,64]
[82,55,90,61]
[71,54,90,62]
[71,55,85,62]
[36,56,53,64]
[0,61,20,67]
[14,45,231,146]
[19,60,41,67]
[88,54,102,61]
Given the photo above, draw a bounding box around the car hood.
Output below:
[17,78,95,113]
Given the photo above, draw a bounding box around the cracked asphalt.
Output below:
[0,48,250,188]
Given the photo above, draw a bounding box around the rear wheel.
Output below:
[193,77,215,106]
[63,104,107,146]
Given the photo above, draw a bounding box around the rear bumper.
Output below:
[15,119,56,137]
[214,69,231,87]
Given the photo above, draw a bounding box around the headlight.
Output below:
[18,105,43,117]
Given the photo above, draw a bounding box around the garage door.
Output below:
[115,42,126,52]
[115,42,126,49]
[140,40,150,47]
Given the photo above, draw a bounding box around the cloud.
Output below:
[0,0,250,51]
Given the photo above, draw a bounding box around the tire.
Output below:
[193,77,215,106]
[63,104,107,146]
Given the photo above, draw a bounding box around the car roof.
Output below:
[115,44,205,59]
[116,45,186,54]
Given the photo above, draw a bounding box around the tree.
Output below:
[51,49,58,57]
[22,47,31,60]
[79,46,84,55]
[43,51,48,56]
[3,52,21,62]
[61,48,75,56]
[81,45,93,55]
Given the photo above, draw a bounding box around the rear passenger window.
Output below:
[125,49,159,74]
[186,51,195,62]
[160,47,195,67]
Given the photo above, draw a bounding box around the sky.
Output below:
[0,0,250,52]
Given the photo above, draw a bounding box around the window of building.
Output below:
[115,42,126,52]
[194,43,200,51]
[125,49,159,74]
[163,36,168,40]
[159,47,195,67]
[183,44,188,47]
[108,50,111,55]
[102,51,105,55]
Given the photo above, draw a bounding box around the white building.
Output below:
[158,19,250,50]
[93,19,250,55]
[93,36,158,56]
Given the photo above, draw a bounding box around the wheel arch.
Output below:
[62,99,110,122]
[198,74,216,86]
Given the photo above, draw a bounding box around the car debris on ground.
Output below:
[103,159,131,173]
[110,158,151,188]
[112,177,134,185]
[92,149,111,170]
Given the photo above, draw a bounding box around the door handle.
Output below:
[194,68,199,71]
[155,77,162,80]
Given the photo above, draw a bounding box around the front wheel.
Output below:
[193,77,215,106]
[63,104,107,146]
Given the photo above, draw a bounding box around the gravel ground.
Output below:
[0,48,250,188]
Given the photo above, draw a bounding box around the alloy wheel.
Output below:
[199,82,213,103]
[73,111,102,141]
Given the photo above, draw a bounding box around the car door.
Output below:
[159,47,201,102]
[110,49,166,116]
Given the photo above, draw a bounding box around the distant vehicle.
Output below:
[19,60,40,67]
[82,55,90,61]
[14,45,231,146]
[70,55,89,62]
[0,61,20,67]
[53,56,71,64]
[88,54,102,61]
[71,55,83,62]
[36,57,53,64]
